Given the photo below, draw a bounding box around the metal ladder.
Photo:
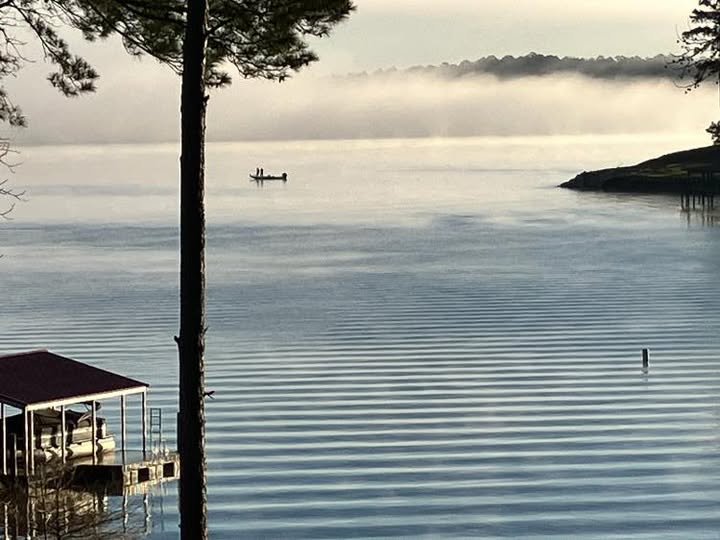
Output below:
[149,408,163,455]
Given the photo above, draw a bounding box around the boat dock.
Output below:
[72,451,179,495]
[1,450,179,494]
[0,350,179,492]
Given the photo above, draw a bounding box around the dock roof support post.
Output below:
[141,391,147,459]
[1,403,6,476]
[91,400,97,466]
[23,409,29,479]
[120,395,127,463]
[11,434,17,478]
[60,405,66,465]
[28,410,34,476]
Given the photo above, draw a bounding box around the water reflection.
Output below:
[570,190,681,211]
[682,207,720,228]
[568,189,720,228]
[0,461,174,540]
[7,134,707,227]
[5,135,720,538]
[0,484,171,539]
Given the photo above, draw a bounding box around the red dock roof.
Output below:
[0,350,148,410]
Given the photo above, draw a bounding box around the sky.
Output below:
[1,0,711,145]
[311,0,699,72]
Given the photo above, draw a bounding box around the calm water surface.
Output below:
[3,134,720,538]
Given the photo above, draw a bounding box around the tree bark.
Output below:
[178,0,208,538]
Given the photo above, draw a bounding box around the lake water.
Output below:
[3,133,720,538]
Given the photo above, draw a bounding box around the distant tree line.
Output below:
[348,53,681,82]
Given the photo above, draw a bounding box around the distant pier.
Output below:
[680,167,719,211]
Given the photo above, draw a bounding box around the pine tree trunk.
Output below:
[177,0,209,538]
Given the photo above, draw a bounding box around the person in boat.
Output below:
[256,167,260,176]
[260,168,264,176]
[282,172,287,182]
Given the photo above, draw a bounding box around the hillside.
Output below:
[560,146,720,193]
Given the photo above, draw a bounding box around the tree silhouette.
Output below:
[0,141,24,220]
[0,178,23,220]
[0,2,354,536]
[707,121,720,145]
[57,2,354,538]
[0,1,99,126]
[0,2,99,219]
[677,0,720,88]
[677,0,720,143]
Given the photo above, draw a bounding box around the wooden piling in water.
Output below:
[642,348,649,368]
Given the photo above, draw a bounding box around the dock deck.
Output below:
[1,450,179,494]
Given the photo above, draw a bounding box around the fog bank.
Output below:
[207,73,716,142]
[6,69,717,145]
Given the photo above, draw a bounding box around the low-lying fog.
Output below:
[5,61,716,145]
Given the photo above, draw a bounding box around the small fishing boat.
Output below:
[249,172,288,182]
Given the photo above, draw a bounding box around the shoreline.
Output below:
[559,145,720,193]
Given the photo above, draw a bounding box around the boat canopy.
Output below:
[0,350,147,411]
